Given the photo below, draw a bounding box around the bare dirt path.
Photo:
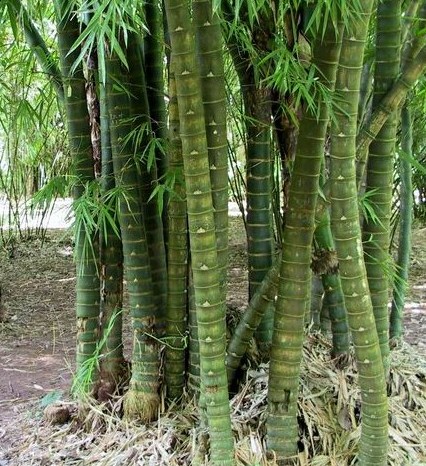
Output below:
[0,232,75,450]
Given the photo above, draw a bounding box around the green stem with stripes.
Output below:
[127,32,168,336]
[96,79,125,400]
[223,5,276,349]
[314,215,349,356]
[54,0,100,392]
[226,259,279,387]
[329,3,388,463]
[164,1,234,463]
[165,70,189,400]
[266,21,342,460]
[390,104,413,340]
[362,0,402,371]
[194,0,229,303]
[106,52,159,421]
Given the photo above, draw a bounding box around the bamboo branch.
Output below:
[357,44,426,158]
[7,0,64,100]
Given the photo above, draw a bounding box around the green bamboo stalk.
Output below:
[356,44,426,160]
[187,270,201,393]
[226,259,279,386]
[388,1,425,340]
[390,105,413,340]
[54,0,100,391]
[144,0,168,176]
[355,6,426,186]
[314,217,350,356]
[266,21,343,461]
[144,0,169,241]
[96,78,125,400]
[317,21,426,200]
[329,2,388,463]
[310,275,323,328]
[244,95,273,299]
[191,1,231,396]
[320,273,349,354]
[163,1,234,463]
[244,98,275,350]
[106,52,159,422]
[401,0,422,44]
[126,32,168,337]
[165,70,189,400]
[222,4,275,348]
[193,0,229,302]
[362,0,402,372]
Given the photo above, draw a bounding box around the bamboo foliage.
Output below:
[7,0,64,100]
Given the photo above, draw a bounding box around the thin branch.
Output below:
[7,0,64,101]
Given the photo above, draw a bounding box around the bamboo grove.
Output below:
[1,0,426,464]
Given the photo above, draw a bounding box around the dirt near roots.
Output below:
[0,219,425,465]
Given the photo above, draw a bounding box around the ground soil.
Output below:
[0,233,75,439]
[0,219,425,463]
